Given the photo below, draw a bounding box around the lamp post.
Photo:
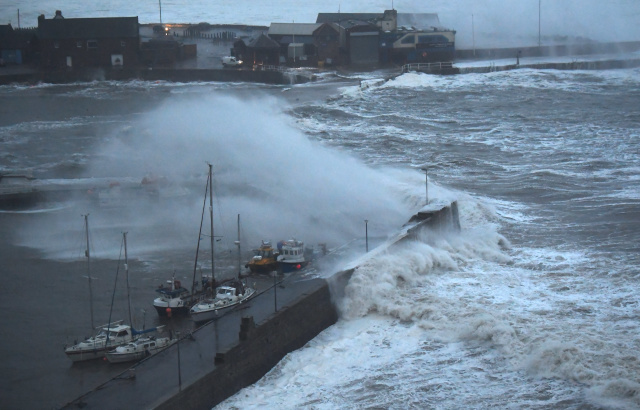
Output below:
[273,270,278,312]
[538,0,541,48]
[421,168,429,205]
[176,330,182,391]
[365,219,369,253]
[472,13,475,57]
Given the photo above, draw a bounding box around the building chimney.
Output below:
[53,10,64,19]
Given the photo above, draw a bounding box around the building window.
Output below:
[77,41,82,48]
[54,41,60,49]
[401,35,415,44]
[121,41,126,47]
[87,40,98,49]
[418,35,449,44]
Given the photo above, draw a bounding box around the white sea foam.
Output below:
[376,68,640,94]
[219,181,640,409]
[14,93,420,261]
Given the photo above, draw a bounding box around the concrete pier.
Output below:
[61,201,460,410]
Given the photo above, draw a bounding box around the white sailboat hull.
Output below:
[105,337,175,364]
[190,288,256,323]
[65,339,131,362]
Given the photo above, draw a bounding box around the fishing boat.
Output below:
[153,276,191,316]
[246,241,278,274]
[189,166,256,324]
[276,239,311,273]
[105,328,175,364]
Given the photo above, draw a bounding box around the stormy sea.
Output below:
[1,1,640,409]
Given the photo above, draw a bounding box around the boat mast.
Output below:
[123,232,133,328]
[84,214,94,330]
[208,163,215,288]
[236,214,241,278]
[191,168,209,301]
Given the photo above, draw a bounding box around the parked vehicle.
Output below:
[221,56,242,67]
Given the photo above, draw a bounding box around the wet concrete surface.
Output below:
[62,273,328,409]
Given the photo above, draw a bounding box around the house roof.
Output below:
[0,24,37,48]
[268,23,322,36]
[38,17,139,40]
[313,22,340,35]
[247,34,280,49]
[0,24,13,36]
[397,13,442,30]
[316,13,382,25]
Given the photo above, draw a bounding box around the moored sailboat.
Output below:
[105,326,175,363]
[64,227,162,362]
[189,165,256,324]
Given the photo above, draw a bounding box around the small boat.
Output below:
[153,277,191,316]
[276,239,311,273]
[190,280,256,323]
[65,321,134,362]
[188,165,257,324]
[65,228,163,362]
[65,215,132,362]
[105,331,175,364]
[246,241,278,274]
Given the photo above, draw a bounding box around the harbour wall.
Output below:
[458,57,640,74]
[154,201,460,410]
[156,283,338,410]
[455,41,640,61]
[0,67,313,86]
[61,201,460,409]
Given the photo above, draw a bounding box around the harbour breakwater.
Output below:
[458,57,640,74]
[61,201,460,410]
[455,40,640,61]
[0,67,314,86]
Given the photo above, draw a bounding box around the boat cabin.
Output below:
[103,324,132,339]
[216,281,247,300]
[253,241,275,260]
[216,286,238,299]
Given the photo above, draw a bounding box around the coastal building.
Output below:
[37,10,140,69]
[313,23,342,67]
[317,9,456,65]
[0,24,38,65]
[267,23,322,65]
[233,33,281,67]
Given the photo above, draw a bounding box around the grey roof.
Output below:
[0,24,13,36]
[38,17,139,40]
[397,13,441,30]
[247,34,280,49]
[316,13,382,24]
[268,23,322,36]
